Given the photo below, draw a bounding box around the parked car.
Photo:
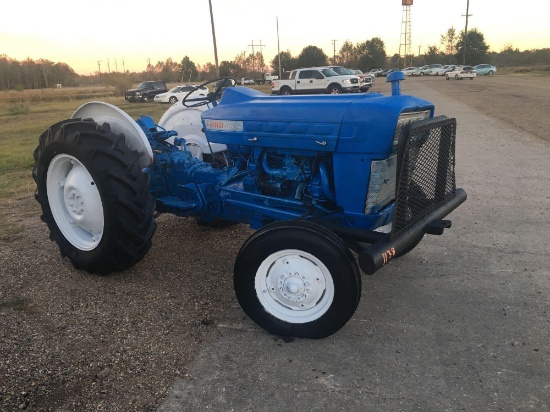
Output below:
[369,68,384,76]
[434,65,455,76]
[412,64,443,76]
[474,64,497,75]
[154,85,209,104]
[241,77,255,85]
[125,80,167,103]
[402,67,417,76]
[311,66,362,92]
[351,69,374,91]
[445,66,476,80]
[385,68,401,76]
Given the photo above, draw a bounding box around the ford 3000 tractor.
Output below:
[33,73,466,338]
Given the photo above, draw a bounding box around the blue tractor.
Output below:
[33,73,466,338]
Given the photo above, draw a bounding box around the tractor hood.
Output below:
[202,86,433,154]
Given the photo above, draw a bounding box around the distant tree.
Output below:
[356,37,386,70]
[455,28,489,65]
[425,45,445,64]
[246,51,265,75]
[389,53,400,67]
[198,62,217,81]
[270,51,295,75]
[219,60,241,77]
[180,56,198,82]
[338,40,355,67]
[440,27,458,56]
[296,45,328,68]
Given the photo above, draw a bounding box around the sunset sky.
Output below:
[2,0,549,75]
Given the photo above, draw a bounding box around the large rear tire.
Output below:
[234,221,361,339]
[33,119,156,274]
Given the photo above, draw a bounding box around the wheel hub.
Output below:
[47,154,104,250]
[260,253,330,313]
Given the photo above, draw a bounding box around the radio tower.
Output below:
[399,0,413,68]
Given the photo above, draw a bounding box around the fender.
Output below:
[72,101,153,168]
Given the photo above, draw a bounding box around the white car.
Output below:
[402,67,417,76]
[435,65,455,76]
[241,77,256,85]
[154,85,209,104]
[445,66,476,80]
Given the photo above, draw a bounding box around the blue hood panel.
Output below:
[201,86,434,155]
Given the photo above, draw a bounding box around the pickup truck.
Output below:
[254,73,279,85]
[271,68,360,95]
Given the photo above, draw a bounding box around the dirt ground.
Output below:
[1,73,549,411]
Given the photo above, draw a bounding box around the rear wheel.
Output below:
[455,74,459,80]
[280,87,292,95]
[488,70,494,75]
[234,221,361,339]
[33,119,156,274]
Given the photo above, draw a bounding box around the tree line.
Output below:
[2,28,549,91]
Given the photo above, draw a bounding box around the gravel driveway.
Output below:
[1,73,548,411]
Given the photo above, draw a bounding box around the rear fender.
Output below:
[158,102,227,157]
[72,101,153,168]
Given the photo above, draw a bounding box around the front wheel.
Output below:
[33,119,156,274]
[169,96,178,104]
[234,221,361,339]
[327,84,342,94]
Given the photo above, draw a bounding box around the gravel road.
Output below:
[1,73,548,411]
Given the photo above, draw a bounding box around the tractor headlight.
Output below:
[364,110,431,214]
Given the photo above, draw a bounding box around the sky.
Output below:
[2,0,549,75]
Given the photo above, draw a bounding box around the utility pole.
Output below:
[122,59,125,74]
[462,0,472,64]
[258,40,266,73]
[107,59,111,74]
[208,0,220,77]
[331,39,337,64]
[147,58,151,80]
[97,60,102,84]
[248,40,255,74]
[242,51,247,74]
[277,17,281,78]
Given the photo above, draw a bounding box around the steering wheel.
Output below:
[181,77,237,108]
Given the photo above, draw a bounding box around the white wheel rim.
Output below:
[255,249,334,323]
[46,154,104,251]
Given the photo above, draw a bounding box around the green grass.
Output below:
[0,88,169,201]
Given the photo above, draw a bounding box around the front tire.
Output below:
[234,221,361,339]
[169,96,178,104]
[33,119,156,274]
[327,84,342,94]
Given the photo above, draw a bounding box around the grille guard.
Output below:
[329,116,467,275]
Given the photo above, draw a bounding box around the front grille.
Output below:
[391,116,456,240]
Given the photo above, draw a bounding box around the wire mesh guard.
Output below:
[391,117,457,240]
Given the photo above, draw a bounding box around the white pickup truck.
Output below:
[271,67,360,95]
